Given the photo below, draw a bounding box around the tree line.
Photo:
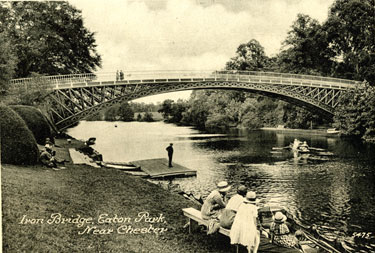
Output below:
[0,1,373,140]
[158,0,375,141]
[0,2,101,94]
[86,102,158,122]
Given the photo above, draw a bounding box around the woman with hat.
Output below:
[201,181,231,220]
[219,185,247,229]
[230,191,260,253]
[269,211,300,249]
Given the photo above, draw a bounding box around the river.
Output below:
[67,121,375,251]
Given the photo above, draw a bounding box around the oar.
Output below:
[301,230,342,253]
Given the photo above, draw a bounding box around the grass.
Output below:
[2,138,236,253]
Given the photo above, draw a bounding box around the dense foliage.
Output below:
[84,102,155,122]
[324,0,375,83]
[0,104,39,165]
[334,82,375,140]
[10,105,53,145]
[0,31,17,94]
[117,102,134,122]
[9,73,51,106]
[159,0,373,136]
[0,1,101,79]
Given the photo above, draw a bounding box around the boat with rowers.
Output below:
[272,139,334,156]
[257,205,350,253]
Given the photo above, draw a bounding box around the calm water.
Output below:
[68,121,375,251]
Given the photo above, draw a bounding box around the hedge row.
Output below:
[10,105,53,145]
[0,104,40,165]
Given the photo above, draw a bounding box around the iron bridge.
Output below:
[9,70,361,131]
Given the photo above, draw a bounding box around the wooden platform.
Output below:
[130,158,197,178]
[68,148,101,168]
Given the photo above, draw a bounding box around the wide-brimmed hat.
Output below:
[237,185,247,196]
[44,144,52,150]
[273,211,287,223]
[243,191,258,204]
[217,181,231,192]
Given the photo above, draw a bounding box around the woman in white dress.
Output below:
[230,191,260,253]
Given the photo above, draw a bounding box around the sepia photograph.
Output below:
[1,0,374,252]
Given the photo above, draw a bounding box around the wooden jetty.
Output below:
[130,158,197,178]
[68,148,101,168]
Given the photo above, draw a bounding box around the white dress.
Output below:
[230,202,258,247]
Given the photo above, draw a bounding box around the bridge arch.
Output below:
[9,71,359,131]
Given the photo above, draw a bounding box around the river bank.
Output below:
[1,137,234,253]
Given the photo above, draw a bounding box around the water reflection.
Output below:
[68,121,375,251]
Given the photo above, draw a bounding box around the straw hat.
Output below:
[273,211,287,223]
[237,185,247,196]
[243,191,258,204]
[217,181,231,192]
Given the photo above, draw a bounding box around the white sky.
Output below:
[70,0,334,103]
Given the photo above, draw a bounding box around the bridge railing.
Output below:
[8,70,360,91]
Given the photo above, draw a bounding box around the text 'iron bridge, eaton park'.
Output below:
[9,70,361,131]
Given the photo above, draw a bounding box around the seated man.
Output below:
[219,185,247,229]
[40,145,57,168]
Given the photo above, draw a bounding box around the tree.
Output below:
[0,2,101,78]
[118,102,134,122]
[181,91,212,129]
[324,0,375,84]
[104,105,120,121]
[143,112,154,122]
[158,99,174,120]
[0,32,18,94]
[10,73,51,105]
[334,82,375,139]
[225,39,269,71]
[278,14,334,75]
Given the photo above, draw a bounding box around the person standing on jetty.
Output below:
[166,143,174,167]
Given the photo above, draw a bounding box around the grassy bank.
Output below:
[2,138,235,253]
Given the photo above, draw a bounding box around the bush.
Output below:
[0,104,39,165]
[10,105,53,145]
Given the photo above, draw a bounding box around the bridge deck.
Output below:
[130,158,197,178]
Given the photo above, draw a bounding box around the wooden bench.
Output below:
[182,207,241,252]
[182,207,230,236]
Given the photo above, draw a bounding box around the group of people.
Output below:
[39,138,58,168]
[201,181,300,253]
[78,137,103,162]
[292,139,309,152]
[116,70,124,81]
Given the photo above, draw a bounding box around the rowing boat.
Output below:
[102,161,141,170]
[258,205,344,253]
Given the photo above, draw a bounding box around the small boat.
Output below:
[102,161,141,170]
[327,128,340,135]
[308,147,326,152]
[316,151,334,156]
[258,205,344,253]
[272,146,291,151]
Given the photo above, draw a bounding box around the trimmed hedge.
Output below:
[0,104,39,165]
[10,105,52,145]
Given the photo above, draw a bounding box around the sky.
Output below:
[69,0,334,103]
